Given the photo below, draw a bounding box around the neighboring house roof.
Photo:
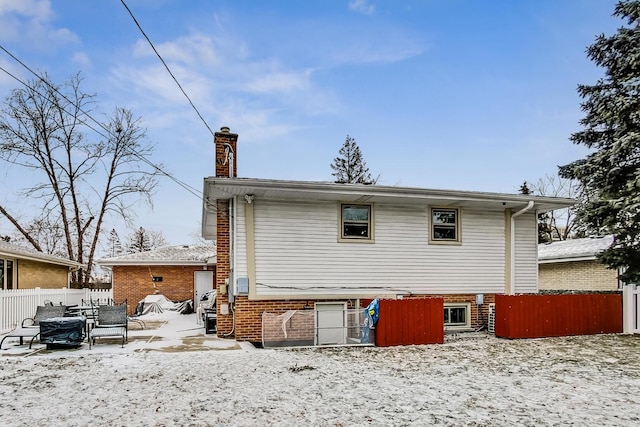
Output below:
[97,245,216,266]
[538,236,614,264]
[0,240,83,268]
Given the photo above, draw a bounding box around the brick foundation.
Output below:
[223,295,495,343]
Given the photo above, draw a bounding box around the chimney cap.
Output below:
[220,126,230,134]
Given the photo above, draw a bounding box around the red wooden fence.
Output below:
[375,298,444,346]
[494,293,622,339]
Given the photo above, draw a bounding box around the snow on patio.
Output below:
[1,332,640,426]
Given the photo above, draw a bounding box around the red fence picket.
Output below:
[494,293,622,339]
[375,298,444,346]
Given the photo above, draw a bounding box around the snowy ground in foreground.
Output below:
[1,334,640,426]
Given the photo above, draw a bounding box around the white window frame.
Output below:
[430,207,461,244]
[338,203,374,243]
[444,302,471,330]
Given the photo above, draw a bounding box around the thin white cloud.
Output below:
[132,34,221,68]
[71,52,91,68]
[244,69,311,94]
[349,0,375,16]
[109,28,341,141]
[0,0,78,49]
[0,0,52,20]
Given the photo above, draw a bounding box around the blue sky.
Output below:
[0,0,621,248]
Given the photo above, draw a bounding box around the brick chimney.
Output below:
[214,126,238,178]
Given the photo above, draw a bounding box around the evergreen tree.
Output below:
[126,227,167,253]
[559,0,640,282]
[127,227,152,253]
[519,181,532,195]
[330,135,375,184]
[108,229,123,257]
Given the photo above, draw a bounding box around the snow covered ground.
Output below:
[1,316,640,426]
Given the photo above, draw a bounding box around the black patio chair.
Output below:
[0,305,67,349]
[88,305,127,349]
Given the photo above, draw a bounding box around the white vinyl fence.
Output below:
[623,284,640,334]
[0,288,113,334]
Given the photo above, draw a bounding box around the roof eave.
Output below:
[97,260,213,267]
[204,177,576,211]
[0,250,84,269]
[538,255,598,264]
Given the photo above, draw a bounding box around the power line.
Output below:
[119,0,216,139]
[0,45,208,204]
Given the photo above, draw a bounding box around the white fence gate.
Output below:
[623,284,640,334]
[0,288,113,334]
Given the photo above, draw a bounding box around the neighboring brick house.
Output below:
[97,245,216,314]
[538,236,620,291]
[0,240,83,289]
[201,127,575,346]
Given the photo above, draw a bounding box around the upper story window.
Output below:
[340,204,373,241]
[430,207,460,243]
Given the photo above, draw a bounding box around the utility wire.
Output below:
[0,45,208,203]
[119,0,216,139]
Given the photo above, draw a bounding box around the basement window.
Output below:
[444,303,471,330]
[339,204,373,242]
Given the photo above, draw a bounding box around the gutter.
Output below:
[509,201,535,295]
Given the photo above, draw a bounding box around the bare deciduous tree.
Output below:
[0,73,161,286]
[529,174,582,242]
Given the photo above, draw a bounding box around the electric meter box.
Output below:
[237,277,249,294]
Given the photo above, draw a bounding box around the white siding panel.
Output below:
[234,198,248,278]
[246,200,507,298]
[513,212,538,293]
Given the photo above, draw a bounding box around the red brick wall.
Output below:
[262,310,315,343]
[112,265,215,314]
[214,128,237,335]
[438,293,496,330]
[231,297,361,342]
[214,128,238,179]
[216,200,233,334]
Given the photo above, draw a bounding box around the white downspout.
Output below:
[510,201,535,295]
[222,195,237,337]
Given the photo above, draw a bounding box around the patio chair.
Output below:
[88,305,128,349]
[127,301,146,330]
[0,305,67,350]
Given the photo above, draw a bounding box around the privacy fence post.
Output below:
[623,284,636,334]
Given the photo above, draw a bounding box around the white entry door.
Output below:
[193,271,214,311]
[316,302,347,345]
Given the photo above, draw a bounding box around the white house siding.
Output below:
[513,212,538,293]
[234,198,248,281]
[241,199,508,298]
